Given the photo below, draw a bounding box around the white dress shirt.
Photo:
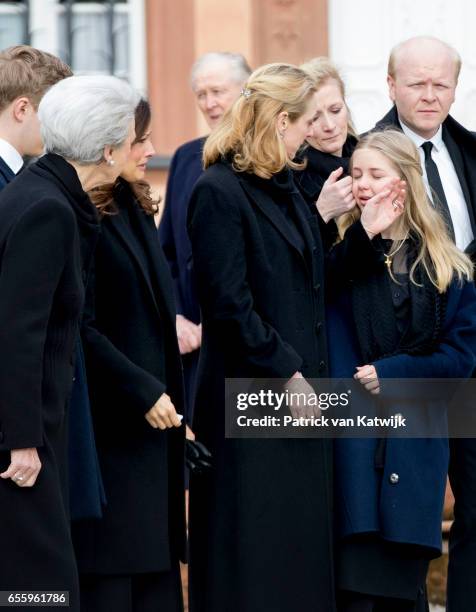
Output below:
[0,138,23,175]
[400,119,474,251]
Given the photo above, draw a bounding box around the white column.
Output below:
[128,0,147,92]
[29,0,60,56]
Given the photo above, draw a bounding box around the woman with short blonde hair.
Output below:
[296,57,358,237]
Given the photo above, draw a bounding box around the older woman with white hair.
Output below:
[0,74,138,611]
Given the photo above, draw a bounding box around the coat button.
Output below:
[313,283,321,294]
[315,322,323,334]
[389,473,399,484]
[319,360,326,372]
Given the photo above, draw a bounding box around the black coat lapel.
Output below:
[0,157,16,188]
[443,121,476,235]
[108,211,162,314]
[239,178,307,259]
[108,200,177,328]
[374,106,401,131]
[132,205,177,325]
[293,200,324,284]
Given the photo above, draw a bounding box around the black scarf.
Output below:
[352,239,447,363]
[296,135,358,204]
[33,153,100,282]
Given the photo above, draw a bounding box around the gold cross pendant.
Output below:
[385,255,392,269]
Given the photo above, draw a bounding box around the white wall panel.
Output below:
[329,0,476,133]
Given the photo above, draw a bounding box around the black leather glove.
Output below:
[185,439,212,474]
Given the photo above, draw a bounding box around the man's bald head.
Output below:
[387,36,460,139]
[388,36,461,82]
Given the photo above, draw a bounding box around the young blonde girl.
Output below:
[328,129,476,612]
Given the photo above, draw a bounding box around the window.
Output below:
[0,1,29,48]
[0,0,146,90]
[58,0,129,77]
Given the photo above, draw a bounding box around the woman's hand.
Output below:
[0,448,42,487]
[285,372,320,419]
[145,393,183,429]
[360,178,406,239]
[316,167,356,223]
[176,315,201,355]
[354,364,380,395]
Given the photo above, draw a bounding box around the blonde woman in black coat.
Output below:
[72,100,186,612]
[0,75,137,611]
[187,63,406,612]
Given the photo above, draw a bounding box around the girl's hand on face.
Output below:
[360,178,406,239]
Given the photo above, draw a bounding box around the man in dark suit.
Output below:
[374,36,476,611]
[159,52,251,429]
[0,46,71,188]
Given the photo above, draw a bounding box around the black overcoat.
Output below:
[187,161,339,612]
[0,154,99,610]
[73,180,186,574]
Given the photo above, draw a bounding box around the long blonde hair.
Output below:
[344,129,473,292]
[300,56,358,140]
[203,63,316,178]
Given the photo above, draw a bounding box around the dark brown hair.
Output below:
[89,98,159,217]
[0,45,72,112]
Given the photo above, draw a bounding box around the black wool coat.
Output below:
[0,154,99,610]
[187,160,377,612]
[73,180,186,575]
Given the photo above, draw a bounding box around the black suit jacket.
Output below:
[159,136,205,322]
[0,156,15,190]
[73,180,186,574]
[374,106,476,250]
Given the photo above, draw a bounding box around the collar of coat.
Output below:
[375,105,476,150]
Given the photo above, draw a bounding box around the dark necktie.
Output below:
[421,141,455,241]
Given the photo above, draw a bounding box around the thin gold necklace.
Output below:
[383,235,408,270]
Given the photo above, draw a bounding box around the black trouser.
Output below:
[447,438,476,611]
[79,567,183,612]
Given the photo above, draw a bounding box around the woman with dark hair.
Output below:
[72,99,186,612]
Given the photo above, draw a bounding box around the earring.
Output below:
[107,159,115,167]
[279,132,284,140]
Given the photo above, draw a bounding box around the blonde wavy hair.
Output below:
[203,63,316,178]
[341,129,473,292]
[300,56,358,140]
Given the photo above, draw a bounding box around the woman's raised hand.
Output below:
[316,167,356,223]
[360,178,406,239]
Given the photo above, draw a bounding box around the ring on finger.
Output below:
[14,475,24,482]
[392,200,399,210]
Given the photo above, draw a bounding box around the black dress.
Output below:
[72,180,185,612]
